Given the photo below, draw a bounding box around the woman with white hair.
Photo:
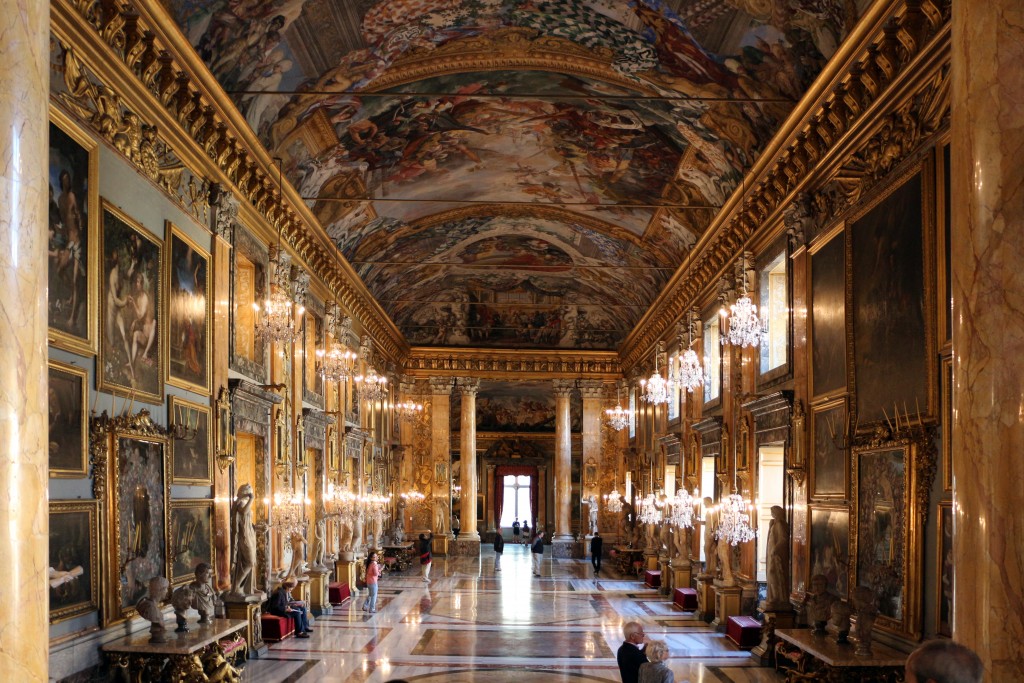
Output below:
[637,639,674,683]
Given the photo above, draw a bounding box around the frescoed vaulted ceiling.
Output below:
[167,0,865,350]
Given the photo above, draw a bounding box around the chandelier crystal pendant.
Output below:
[605,381,633,431]
[715,493,757,546]
[396,399,424,422]
[640,340,672,405]
[272,488,310,535]
[670,310,709,393]
[669,487,696,529]
[319,309,358,383]
[638,493,664,525]
[722,252,767,348]
[255,159,303,345]
[604,487,623,514]
[354,338,388,403]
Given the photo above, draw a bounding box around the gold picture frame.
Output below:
[169,396,213,486]
[49,499,100,623]
[48,359,89,478]
[169,499,215,586]
[98,200,164,403]
[48,106,99,356]
[164,221,211,394]
[810,396,849,499]
[92,410,171,626]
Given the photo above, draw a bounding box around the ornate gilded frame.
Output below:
[168,498,215,586]
[164,221,212,394]
[850,431,934,642]
[169,395,213,486]
[48,358,89,478]
[48,105,99,356]
[809,396,849,499]
[92,410,171,627]
[49,499,100,623]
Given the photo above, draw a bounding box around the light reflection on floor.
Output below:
[240,545,783,682]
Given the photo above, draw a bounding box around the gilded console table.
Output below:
[102,618,248,682]
[775,629,906,682]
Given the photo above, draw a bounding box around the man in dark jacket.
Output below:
[419,532,434,584]
[268,580,311,638]
[531,530,545,576]
[616,621,648,683]
[590,531,603,575]
[493,528,504,572]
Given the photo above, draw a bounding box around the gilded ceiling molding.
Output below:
[54,0,407,364]
[405,347,621,381]
[366,28,649,95]
[619,0,950,371]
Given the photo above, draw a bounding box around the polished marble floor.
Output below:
[242,544,784,682]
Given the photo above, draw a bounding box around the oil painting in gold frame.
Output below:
[165,221,211,393]
[49,499,100,623]
[169,395,213,486]
[169,499,215,586]
[48,359,89,477]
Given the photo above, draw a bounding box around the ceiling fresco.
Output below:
[167,0,866,349]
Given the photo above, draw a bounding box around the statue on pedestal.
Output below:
[190,562,215,623]
[339,516,353,555]
[765,505,791,609]
[285,530,307,581]
[672,525,689,565]
[803,574,836,634]
[170,583,194,632]
[353,508,365,553]
[700,497,718,579]
[137,576,170,643]
[716,534,735,587]
[585,495,598,535]
[433,497,450,535]
[853,586,878,656]
[312,503,328,570]
[228,483,258,599]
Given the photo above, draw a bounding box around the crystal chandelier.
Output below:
[319,309,358,383]
[668,487,696,529]
[354,338,387,402]
[637,493,663,525]
[715,493,757,546]
[325,483,357,519]
[396,399,424,423]
[640,340,672,405]
[272,488,310,535]
[604,487,623,514]
[722,252,766,348]
[669,310,708,393]
[255,160,303,344]
[605,382,632,431]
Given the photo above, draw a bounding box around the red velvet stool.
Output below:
[673,587,698,611]
[643,570,662,588]
[726,615,762,648]
[329,582,351,605]
[260,614,295,642]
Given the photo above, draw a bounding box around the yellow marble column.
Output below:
[457,377,480,541]
[212,195,236,590]
[951,0,1024,677]
[0,1,50,680]
[552,380,574,542]
[428,377,452,539]
[579,380,603,536]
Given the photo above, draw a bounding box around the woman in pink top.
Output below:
[363,551,382,613]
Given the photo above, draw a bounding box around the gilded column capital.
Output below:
[577,379,605,400]
[457,377,481,395]
[552,379,576,398]
[428,376,454,396]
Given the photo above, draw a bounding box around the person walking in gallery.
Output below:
[512,518,521,544]
[363,551,382,613]
[904,640,983,683]
[418,532,434,584]
[531,530,545,576]
[590,530,604,575]
[617,621,649,683]
[637,640,673,683]
[493,528,504,572]
[522,520,530,545]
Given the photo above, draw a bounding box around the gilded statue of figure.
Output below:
[229,483,258,597]
[765,505,791,609]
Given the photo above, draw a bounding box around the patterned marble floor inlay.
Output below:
[239,547,785,682]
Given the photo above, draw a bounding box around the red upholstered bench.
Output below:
[329,582,351,606]
[726,615,762,648]
[673,587,698,611]
[644,570,662,588]
[260,614,295,642]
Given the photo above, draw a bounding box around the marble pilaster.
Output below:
[0,2,50,680]
[552,380,575,543]
[457,378,480,542]
[429,377,452,540]
[951,0,1024,676]
[579,380,603,530]
[212,230,233,590]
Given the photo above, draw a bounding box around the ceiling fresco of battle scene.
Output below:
[167,0,867,349]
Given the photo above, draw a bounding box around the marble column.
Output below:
[579,380,603,536]
[212,204,235,590]
[552,380,575,542]
[0,1,49,680]
[457,378,480,541]
[951,1,1024,677]
[428,377,452,538]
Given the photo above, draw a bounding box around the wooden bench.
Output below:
[673,587,698,611]
[726,615,762,648]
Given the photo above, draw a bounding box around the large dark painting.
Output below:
[49,500,99,622]
[811,399,847,498]
[809,506,850,599]
[116,435,169,613]
[169,396,212,485]
[855,446,907,621]
[811,229,846,397]
[48,360,88,477]
[852,174,927,423]
[169,499,214,585]
[166,223,210,393]
[99,202,163,402]
[48,111,97,355]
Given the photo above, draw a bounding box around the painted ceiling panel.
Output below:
[166,0,865,349]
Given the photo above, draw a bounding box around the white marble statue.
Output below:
[433,497,450,535]
[285,530,307,581]
[585,495,599,535]
[765,505,791,609]
[352,508,365,553]
[229,483,258,598]
[672,525,689,565]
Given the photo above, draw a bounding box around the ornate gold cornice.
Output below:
[619,0,950,371]
[405,347,621,380]
[54,0,407,364]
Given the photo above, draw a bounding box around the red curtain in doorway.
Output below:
[494,465,538,531]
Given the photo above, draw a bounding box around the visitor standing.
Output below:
[522,520,530,545]
[590,531,603,575]
[493,528,504,572]
[512,519,521,544]
[531,530,545,576]
[419,532,433,583]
